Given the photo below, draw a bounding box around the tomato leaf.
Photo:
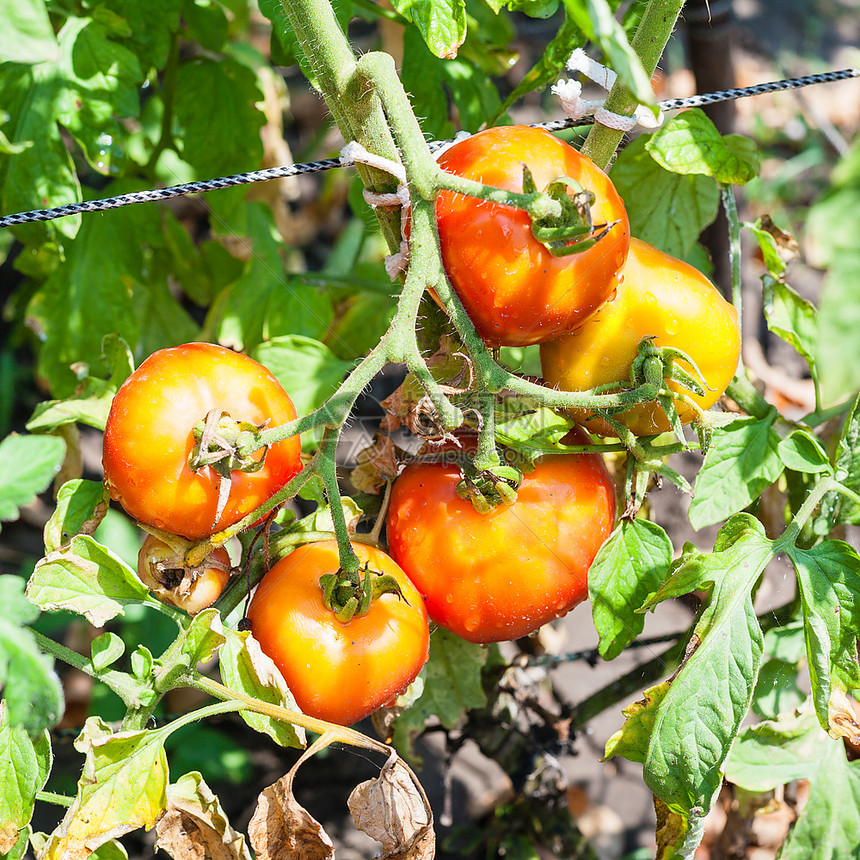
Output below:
[392,629,488,760]
[688,414,784,529]
[0,0,58,63]
[777,429,831,475]
[816,254,860,405]
[761,275,820,392]
[155,771,252,860]
[726,708,860,860]
[391,0,467,59]
[42,479,109,555]
[814,395,860,535]
[0,703,51,854]
[604,679,671,765]
[610,136,719,260]
[0,434,66,532]
[589,519,673,660]
[642,515,772,815]
[751,624,806,720]
[41,718,167,860]
[27,335,135,433]
[218,629,305,750]
[788,539,860,731]
[27,534,149,627]
[645,109,761,185]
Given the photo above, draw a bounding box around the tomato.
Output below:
[246,541,430,726]
[385,451,616,643]
[137,535,231,615]
[103,343,302,539]
[434,126,631,347]
[540,239,742,437]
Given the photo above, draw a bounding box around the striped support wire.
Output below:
[0,67,856,230]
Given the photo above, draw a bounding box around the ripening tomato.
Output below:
[434,125,631,347]
[137,535,231,615]
[540,239,742,436]
[103,343,302,539]
[247,541,430,726]
[385,451,616,643]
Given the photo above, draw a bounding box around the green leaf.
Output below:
[27,335,135,433]
[724,706,821,792]
[643,515,772,814]
[219,629,305,749]
[0,0,59,63]
[610,136,720,258]
[441,59,503,133]
[400,27,454,140]
[646,110,760,185]
[751,623,806,720]
[253,336,353,427]
[563,0,655,109]
[27,534,149,627]
[393,628,488,756]
[816,255,860,405]
[0,65,81,244]
[744,219,787,278]
[589,519,673,660]
[41,718,167,860]
[391,0,467,59]
[0,703,51,855]
[0,578,63,735]
[493,404,575,463]
[761,275,819,386]
[604,680,671,765]
[326,292,396,361]
[90,633,126,673]
[0,434,66,530]
[109,0,181,69]
[788,539,860,730]
[815,396,860,534]
[688,414,784,529]
[777,429,831,475]
[182,0,229,51]
[173,57,264,178]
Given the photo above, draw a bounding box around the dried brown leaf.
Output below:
[248,768,334,860]
[155,772,251,860]
[350,434,400,494]
[348,753,434,860]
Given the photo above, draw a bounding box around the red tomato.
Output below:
[434,126,631,347]
[385,451,616,643]
[137,534,231,615]
[247,541,430,726]
[103,343,302,539]
[540,238,742,436]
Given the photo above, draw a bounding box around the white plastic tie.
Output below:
[552,47,665,132]
[384,240,410,280]
[340,141,407,184]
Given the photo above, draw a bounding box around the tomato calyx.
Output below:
[188,408,272,526]
[522,165,620,258]
[319,562,405,623]
[455,461,523,512]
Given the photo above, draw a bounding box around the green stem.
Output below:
[830,481,860,509]
[580,0,686,170]
[778,475,838,546]
[143,33,180,178]
[726,374,774,421]
[36,791,74,808]
[318,428,360,574]
[722,184,743,333]
[154,699,246,739]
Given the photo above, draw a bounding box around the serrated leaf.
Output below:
[688,414,784,529]
[42,718,167,860]
[0,0,59,63]
[646,110,760,184]
[0,434,66,530]
[788,539,860,730]
[27,534,149,627]
[392,628,487,756]
[27,335,135,433]
[493,405,576,462]
[610,136,720,258]
[43,479,109,555]
[219,630,305,750]
[761,275,819,386]
[392,0,467,59]
[644,515,773,814]
[0,703,51,854]
[604,680,671,765]
[777,429,830,474]
[590,520,673,660]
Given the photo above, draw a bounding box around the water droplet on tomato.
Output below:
[464,615,480,632]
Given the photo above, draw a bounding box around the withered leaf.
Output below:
[155,772,251,860]
[248,768,334,860]
[347,753,434,860]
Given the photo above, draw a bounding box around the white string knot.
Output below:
[340,141,407,184]
[552,48,664,132]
